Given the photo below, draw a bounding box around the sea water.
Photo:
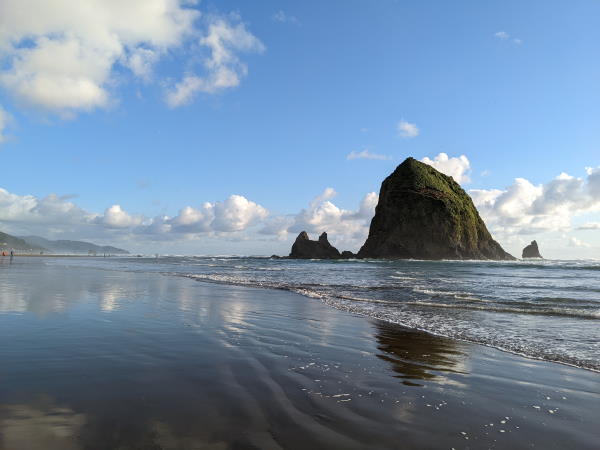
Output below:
[46,256,600,372]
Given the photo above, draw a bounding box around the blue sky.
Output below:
[0,0,599,257]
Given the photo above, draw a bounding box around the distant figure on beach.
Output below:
[10,250,13,257]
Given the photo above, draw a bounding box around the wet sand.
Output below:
[0,257,598,449]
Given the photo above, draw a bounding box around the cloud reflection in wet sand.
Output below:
[0,400,85,450]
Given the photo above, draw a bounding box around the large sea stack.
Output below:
[289,231,342,259]
[522,240,543,259]
[357,157,514,260]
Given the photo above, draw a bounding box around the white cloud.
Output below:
[288,189,378,250]
[272,10,299,24]
[100,205,144,228]
[211,195,269,232]
[347,149,391,161]
[0,106,9,143]
[494,31,522,45]
[170,204,212,232]
[165,75,205,108]
[421,153,471,184]
[0,188,95,226]
[471,167,600,237]
[0,0,199,115]
[397,120,419,138]
[258,216,294,240]
[0,186,270,241]
[356,192,379,219]
[569,237,590,248]
[165,195,268,233]
[123,47,159,80]
[166,16,265,107]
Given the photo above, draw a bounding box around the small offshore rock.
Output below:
[522,240,543,259]
[289,231,341,259]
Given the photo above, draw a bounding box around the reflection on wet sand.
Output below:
[374,322,468,386]
[1,259,599,449]
[0,399,85,450]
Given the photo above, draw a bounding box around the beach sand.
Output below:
[0,257,598,449]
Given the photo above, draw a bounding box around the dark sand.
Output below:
[0,257,598,449]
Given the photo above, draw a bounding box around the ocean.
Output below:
[55,255,600,372]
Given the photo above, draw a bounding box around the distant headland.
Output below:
[0,230,129,255]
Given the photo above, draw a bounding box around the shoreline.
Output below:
[182,270,600,374]
[6,255,598,373]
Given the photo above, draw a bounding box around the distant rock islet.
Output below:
[522,240,543,259]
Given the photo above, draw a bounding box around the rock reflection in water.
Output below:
[374,321,468,386]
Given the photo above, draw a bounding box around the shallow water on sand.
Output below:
[0,257,599,449]
[48,255,600,372]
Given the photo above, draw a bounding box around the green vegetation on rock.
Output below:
[357,157,514,260]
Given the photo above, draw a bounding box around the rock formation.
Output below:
[289,231,342,259]
[357,157,515,260]
[522,240,543,259]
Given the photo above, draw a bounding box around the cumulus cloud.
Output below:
[0,0,199,115]
[287,189,378,249]
[166,16,265,107]
[347,149,391,161]
[0,186,270,242]
[0,188,95,226]
[212,195,269,231]
[471,167,600,237]
[100,205,144,228]
[397,120,419,138]
[163,195,268,234]
[421,153,471,184]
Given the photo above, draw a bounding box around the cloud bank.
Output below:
[0,185,377,252]
[470,167,600,238]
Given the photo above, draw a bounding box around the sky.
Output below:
[0,0,599,258]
